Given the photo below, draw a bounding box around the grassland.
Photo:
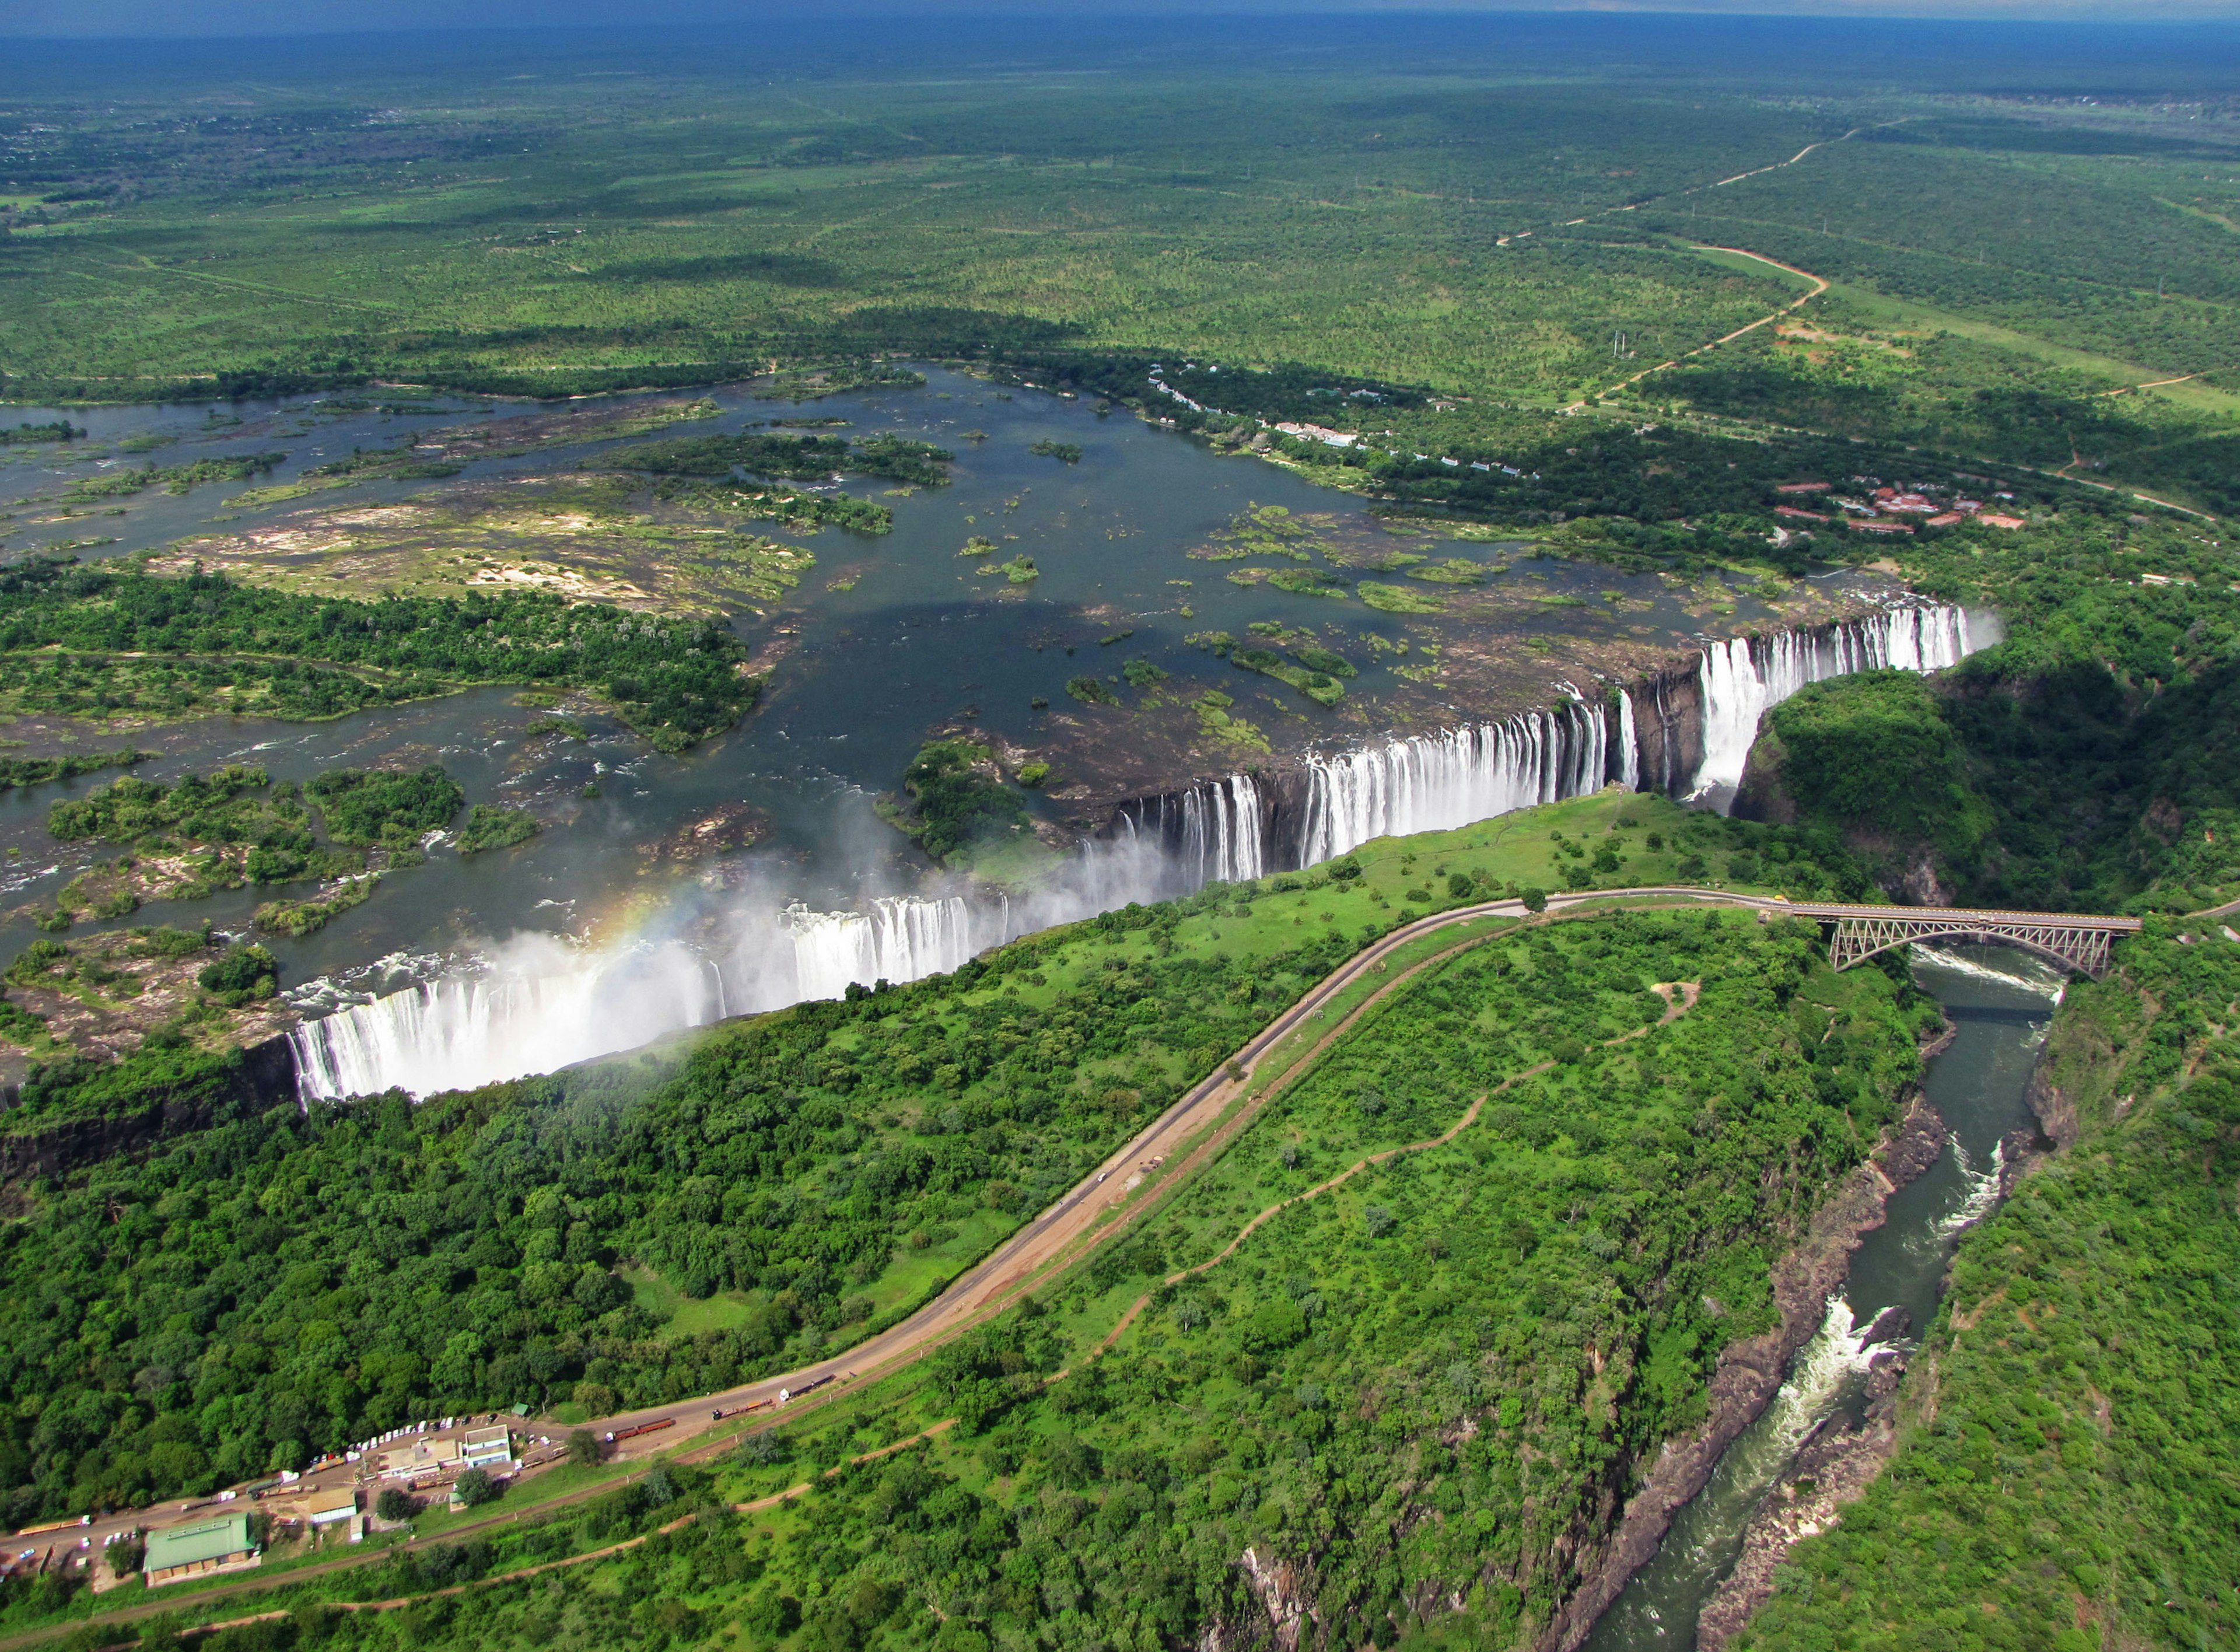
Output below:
[4,32,2235,524]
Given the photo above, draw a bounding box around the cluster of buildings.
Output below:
[1770,479,2027,534]
[12,1419,530,1595]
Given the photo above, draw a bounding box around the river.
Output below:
[1583,940,2064,1651]
[0,370,1985,1097]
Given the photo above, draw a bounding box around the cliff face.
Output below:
[1630,657,1707,800]
[0,1034,298,1186]
[1100,652,1716,862]
[1730,729,1798,827]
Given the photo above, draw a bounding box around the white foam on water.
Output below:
[1937,1138,2006,1239]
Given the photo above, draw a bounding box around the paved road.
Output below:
[9,881,2137,1628]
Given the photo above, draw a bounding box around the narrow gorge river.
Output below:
[1584,943,2063,1651]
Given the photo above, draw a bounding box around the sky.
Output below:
[4,0,2240,35]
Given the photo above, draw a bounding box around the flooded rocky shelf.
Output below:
[0,367,1992,1100]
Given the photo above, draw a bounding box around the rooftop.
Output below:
[145,1514,253,1573]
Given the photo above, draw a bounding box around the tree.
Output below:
[453,1468,498,1507]
[374,1487,416,1523]
[567,1429,603,1468]
[1520,886,1548,913]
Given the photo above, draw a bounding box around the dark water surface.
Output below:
[0,370,1846,1010]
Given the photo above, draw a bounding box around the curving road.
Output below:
[1,883,2068,1644]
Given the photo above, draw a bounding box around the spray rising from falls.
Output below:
[289,836,1172,1102]
[292,601,1987,1101]
[289,936,723,1102]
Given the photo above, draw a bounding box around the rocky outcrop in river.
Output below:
[1542,1093,1950,1652]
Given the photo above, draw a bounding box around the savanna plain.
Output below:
[0,16,2237,1652]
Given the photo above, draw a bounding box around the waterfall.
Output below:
[288,940,722,1102]
[289,825,1181,1102]
[1615,689,1641,793]
[1689,601,1985,797]
[1297,698,1610,866]
[291,600,1993,1103]
[785,895,988,1003]
[1106,772,1269,888]
[295,893,1019,1102]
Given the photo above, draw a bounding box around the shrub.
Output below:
[197,944,278,1004]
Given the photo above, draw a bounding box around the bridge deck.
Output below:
[1778,901,2141,932]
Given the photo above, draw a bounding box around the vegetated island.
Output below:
[0,559,761,752]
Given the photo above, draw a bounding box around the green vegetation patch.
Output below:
[1406,556,1491,585]
[46,765,357,904]
[1229,646,1345,707]
[0,561,760,751]
[306,766,464,848]
[897,740,1029,862]
[1193,502,1329,564]
[64,452,287,502]
[1357,580,1446,614]
[611,428,952,488]
[1028,439,1082,463]
[1,421,85,444]
[1751,670,1993,860]
[0,747,147,791]
[455,803,540,855]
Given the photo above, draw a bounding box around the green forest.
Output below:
[2,19,2238,1652]
[0,887,1937,1652]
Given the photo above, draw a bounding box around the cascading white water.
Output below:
[785,895,987,1003]
[289,832,1178,1102]
[1107,772,1268,887]
[1615,688,1641,793]
[1689,601,1988,797]
[1936,1138,2006,1239]
[1297,699,1609,866]
[288,939,722,1102]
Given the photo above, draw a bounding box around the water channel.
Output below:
[1584,942,2064,1651]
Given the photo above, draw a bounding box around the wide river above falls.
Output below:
[1,368,1939,1091]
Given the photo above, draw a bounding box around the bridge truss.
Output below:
[1783,902,2143,978]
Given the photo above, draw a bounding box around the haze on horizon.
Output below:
[5,0,2240,37]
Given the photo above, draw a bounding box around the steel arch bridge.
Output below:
[1778,901,2143,978]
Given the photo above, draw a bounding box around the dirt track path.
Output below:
[1573,247,1831,411]
[1094,980,1700,1352]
